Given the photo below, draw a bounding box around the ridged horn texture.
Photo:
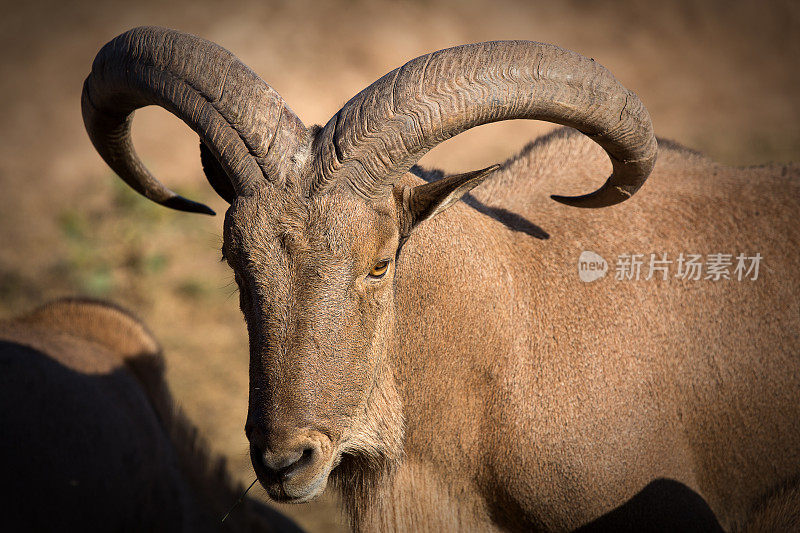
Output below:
[312,41,657,208]
[82,26,307,215]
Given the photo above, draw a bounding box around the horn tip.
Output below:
[551,175,642,208]
[162,196,216,216]
[550,189,628,209]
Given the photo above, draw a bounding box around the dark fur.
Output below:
[0,298,302,533]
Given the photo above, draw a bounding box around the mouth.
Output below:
[250,444,332,503]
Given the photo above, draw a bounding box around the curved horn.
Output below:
[82,26,307,215]
[312,41,656,208]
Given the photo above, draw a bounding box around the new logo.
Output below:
[578,251,608,282]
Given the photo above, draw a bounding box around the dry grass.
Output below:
[0,0,798,530]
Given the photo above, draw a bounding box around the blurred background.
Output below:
[0,0,798,530]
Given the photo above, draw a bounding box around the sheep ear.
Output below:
[199,141,236,204]
[399,165,499,234]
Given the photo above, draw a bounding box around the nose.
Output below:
[246,424,334,501]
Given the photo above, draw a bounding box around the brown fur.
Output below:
[0,298,302,533]
[220,127,800,531]
[736,477,800,532]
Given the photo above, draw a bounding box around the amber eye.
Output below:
[368,259,390,279]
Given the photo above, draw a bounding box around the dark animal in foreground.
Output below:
[82,26,800,531]
[0,298,303,533]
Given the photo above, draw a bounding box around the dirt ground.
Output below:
[0,0,798,530]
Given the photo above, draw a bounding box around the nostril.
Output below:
[288,446,315,475]
[280,446,317,481]
[300,446,314,461]
[261,444,319,480]
[262,448,304,472]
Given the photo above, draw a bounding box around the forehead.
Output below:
[223,187,397,259]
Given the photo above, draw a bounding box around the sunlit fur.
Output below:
[227,128,800,531]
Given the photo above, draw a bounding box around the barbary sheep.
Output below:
[81,26,800,531]
[0,298,302,533]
